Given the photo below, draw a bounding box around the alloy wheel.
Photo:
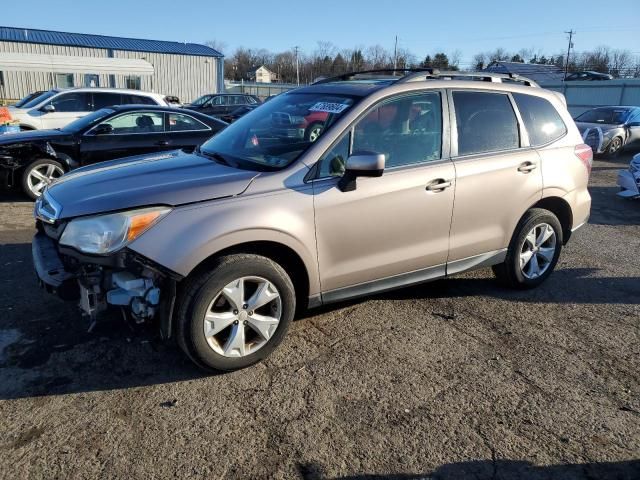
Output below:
[308,125,323,142]
[519,223,557,279]
[203,276,282,357]
[27,163,64,197]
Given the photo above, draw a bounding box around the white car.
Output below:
[9,88,173,130]
[617,153,640,199]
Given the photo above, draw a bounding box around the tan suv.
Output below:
[32,69,592,371]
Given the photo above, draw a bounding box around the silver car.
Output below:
[32,70,592,371]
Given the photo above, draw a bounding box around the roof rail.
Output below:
[399,70,539,87]
[312,68,439,84]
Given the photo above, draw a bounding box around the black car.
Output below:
[565,71,613,81]
[185,93,261,117]
[0,105,226,199]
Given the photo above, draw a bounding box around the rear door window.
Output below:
[92,92,122,110]
[513,93,567,146]
[453,91,519,156]
[168,113,210,131]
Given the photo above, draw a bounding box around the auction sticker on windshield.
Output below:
[309,102,351,114]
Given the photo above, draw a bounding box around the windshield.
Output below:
[61,108,115,132]
[20,90,58,109]
[200,92,358,171]
[576,108,631,125]
[191,95,213,106]
[14,91,45,108]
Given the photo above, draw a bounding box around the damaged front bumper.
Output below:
[32,231,180,337]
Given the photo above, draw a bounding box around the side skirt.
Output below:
[311,249,507,307]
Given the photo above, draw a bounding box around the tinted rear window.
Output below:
[513,93,567,146]
[453,91,519,155]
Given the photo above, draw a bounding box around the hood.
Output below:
[47,149,259,219]
[0,128,68,145]
[575,122,623,133]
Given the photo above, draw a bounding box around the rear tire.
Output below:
[492,208,563,289]
[21,158,65,200]
[175,254,296,372]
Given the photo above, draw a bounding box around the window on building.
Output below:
[84,74,100,87]
[55,73,74,88]
[453,91,519,155]
[125,76,142,90]
[513,93,567,146]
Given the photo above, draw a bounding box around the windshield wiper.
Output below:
[198,149,232,166]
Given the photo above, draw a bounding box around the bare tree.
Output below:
[611,49,632,77]
[205,40,227,55]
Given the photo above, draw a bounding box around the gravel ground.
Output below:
[0,153,638,480]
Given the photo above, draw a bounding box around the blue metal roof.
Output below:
[0,26,223,58]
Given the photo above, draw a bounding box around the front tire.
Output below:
[175,254,296,372]
[492,209,563,289]
[605,136,623,158]
[21,158,65,200]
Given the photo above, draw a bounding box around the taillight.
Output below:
[575,144,593,174]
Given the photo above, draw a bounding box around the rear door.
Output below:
[41,92,91,129]
[447,90,542,273]
[80,111,166,164]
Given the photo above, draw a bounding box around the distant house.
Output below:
[483,61,565,84]
[248,65,278,83]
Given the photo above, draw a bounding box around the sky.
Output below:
[3,0,639,65]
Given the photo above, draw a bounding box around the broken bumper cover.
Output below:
[32,232,79,300]
[617,169,640,199]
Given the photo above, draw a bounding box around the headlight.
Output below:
[60,206,171,254]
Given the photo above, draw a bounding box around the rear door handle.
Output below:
[155,140,170,146]
[426,179,452,192]
[518,162,537,173]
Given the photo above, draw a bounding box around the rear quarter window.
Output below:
[513,93,567,146]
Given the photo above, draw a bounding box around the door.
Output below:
[41,92,91,129]
[447,90,542,270]
[313,91,455,299]
[202,95,227,116]
[627,109,640,146]
[80,111,167,164]
[166,111,216,151]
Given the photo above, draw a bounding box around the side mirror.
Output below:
[338,151,385,192]
[93,123,113,135]
[41,104,55,113]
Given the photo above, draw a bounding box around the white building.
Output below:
[248,65,278,84]
[0,26,224,103]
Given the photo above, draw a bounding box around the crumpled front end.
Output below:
[617,153,640,199]
[32,191,181,335]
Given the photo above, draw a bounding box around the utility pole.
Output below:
[564,30,575,80]
[294,46,300,86]
[393,35,398,71]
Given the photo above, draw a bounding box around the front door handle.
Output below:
[426,179,452,192]
[518,162,537,173]
[155,140,170,146]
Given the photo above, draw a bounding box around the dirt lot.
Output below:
[0,153,639,480]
